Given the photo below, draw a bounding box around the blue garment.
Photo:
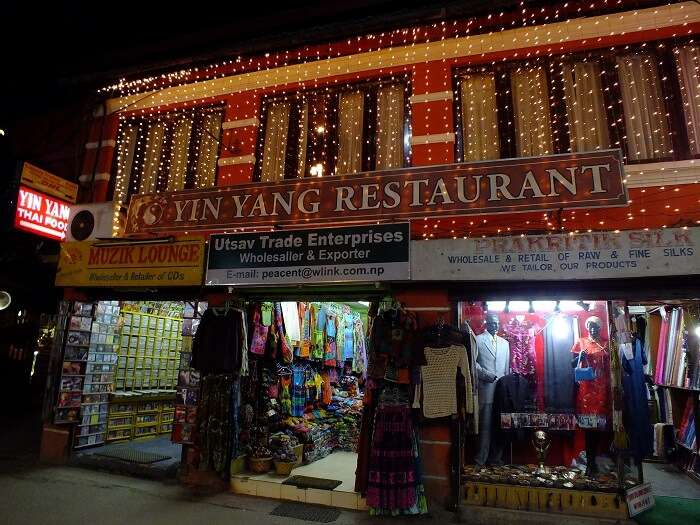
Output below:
[317,307,327,333]
[621,337,653,459]
[343,314,354,360]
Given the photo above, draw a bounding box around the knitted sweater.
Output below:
[419,345,473,418]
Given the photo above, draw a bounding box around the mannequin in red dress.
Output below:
[571,316,610,477]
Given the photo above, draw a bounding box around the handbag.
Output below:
[249,304,269,356]
[574,351,596,382]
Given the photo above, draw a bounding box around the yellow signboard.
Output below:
[56,237,205,287]
[21,162,78,203]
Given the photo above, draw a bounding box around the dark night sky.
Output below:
[1,0,504,119]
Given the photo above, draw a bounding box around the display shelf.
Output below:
[658,384,700,393]
[74,441,105,449]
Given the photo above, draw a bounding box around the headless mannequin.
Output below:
[572,319,604,478]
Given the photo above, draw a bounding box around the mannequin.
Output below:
[571,316,611,477]
[474,314,510,466]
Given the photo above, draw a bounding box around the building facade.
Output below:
[52,0,700,517]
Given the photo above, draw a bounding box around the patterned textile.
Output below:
[199,374,236,477]
[419,345,472,418]
[353,319,367,378]
[503,319,537,379]
[292,366,306,417]
[366,386,426,514]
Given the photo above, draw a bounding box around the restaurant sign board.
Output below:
[125,150,626,234]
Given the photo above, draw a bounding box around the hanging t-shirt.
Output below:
[281,301,301,342]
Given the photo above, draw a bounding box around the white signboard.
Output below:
[626,483,655,517]
[412,228,699,281]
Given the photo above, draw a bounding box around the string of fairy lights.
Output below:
[107,0,700,238]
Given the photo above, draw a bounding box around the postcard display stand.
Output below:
[54,301,93,424]
[75,301,120,448]
[171,301,205,444]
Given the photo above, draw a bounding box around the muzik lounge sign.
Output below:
[125,150,626,234]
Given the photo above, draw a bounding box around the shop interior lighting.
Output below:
[694,325,700,338]
[486,301,506,313]
[532,301,556,312]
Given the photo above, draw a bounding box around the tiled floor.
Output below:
[231,451,366,510]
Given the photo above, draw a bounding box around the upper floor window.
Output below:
[256,79,410,182]
[455,45,684,164]
[112,105,224,205]
[674,45,700,156]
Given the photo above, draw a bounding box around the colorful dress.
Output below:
[367,385,427,515]
[571,337,611,419]
[503,319,536,380]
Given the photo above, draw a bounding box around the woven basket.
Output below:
[248,456,272,473]
[274,460,295,476]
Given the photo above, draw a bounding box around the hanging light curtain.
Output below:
[674,45,700,156]
[261,101,291,182]
[460,73,500,161]
[616,54,672,161]
[337,91,364,174]
[511,66,553,157]
[167,117,193,191]
[296,101,309,178]
[115,124,138,202]
[561,61,610,152]
[376,84,405,170]
[194,112,223,188]
[139,122,166,194]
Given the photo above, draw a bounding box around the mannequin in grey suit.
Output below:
[474,314,510,466]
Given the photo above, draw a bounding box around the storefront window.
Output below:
[257,79,410,181]
[458,300,627,490]
[111,106,224,210]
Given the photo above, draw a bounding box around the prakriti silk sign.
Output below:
[56,238,205,287]
[125,150,626,234]
[15,185,72,241]
[206,223,410,285]
[412,227,699,281]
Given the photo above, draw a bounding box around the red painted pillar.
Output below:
[410,61,455,167]
[217,92,261,186]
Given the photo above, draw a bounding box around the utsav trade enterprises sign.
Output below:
[207,223,410,285]
[125,150,626,234]
[56,238,205,287]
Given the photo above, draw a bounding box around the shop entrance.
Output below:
[222,300,368,503]
[54,299,206,473]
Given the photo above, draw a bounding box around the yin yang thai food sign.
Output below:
[125,150,626,234]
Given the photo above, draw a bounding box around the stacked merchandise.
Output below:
[677,396,698,451]
[50,302,73,423]
[654,307,699,389]
[74,301,120,448]
[172,301,205,444]
[242,301,367,468]
[54,301,93,424]
[115,302,183,391]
